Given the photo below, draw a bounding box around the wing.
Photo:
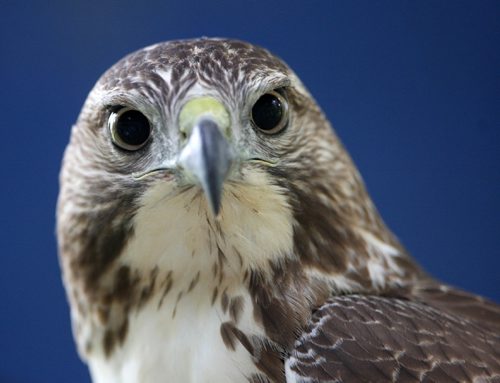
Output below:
[285,294,500,382]
[410,282,500,333]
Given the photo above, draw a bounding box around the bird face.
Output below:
[59,39,349,284]
[107,73,293,215]
[76,41,323,216]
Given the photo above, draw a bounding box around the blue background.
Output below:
[1,1,498,382]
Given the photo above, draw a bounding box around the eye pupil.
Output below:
[251,91,288,133]
[110,109,151,150]
[116,110,150,146]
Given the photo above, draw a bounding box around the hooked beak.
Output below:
[178,97,233,216]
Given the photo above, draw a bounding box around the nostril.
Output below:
[180,130,188,141]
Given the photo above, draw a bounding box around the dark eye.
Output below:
[251,90,288,134]
[108,107,151,151]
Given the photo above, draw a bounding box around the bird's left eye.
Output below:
[108,107,151,151]
[251,90,289,134]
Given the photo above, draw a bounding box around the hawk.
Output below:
[57,38,500,382]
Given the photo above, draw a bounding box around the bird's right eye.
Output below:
[108,107,151,151]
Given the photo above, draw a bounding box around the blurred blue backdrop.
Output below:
[1,1,498,382]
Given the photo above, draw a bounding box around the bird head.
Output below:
[57,39,419,323]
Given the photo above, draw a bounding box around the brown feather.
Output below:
[287,294,500,382]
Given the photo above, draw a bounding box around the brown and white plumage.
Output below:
[57,38,500,382]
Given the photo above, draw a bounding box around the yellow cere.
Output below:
[178,96,231,138]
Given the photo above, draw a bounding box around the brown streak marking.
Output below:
[214,219,222,234]
[116,318,129,346]
[175,290,183,304]
[158,272,174,309]
[212,262,218,278]
[138,267,158,308]
[217,245,226,285]
[220,322,236,351]
[103,330,114,357]
[97,307,109,324]
[211,286,219,305]
[187,271,200,293]
[207,221,214,255]
[206,214,215,235]
[113,265,137,303]
[188,190,198,205]
[229,296,245,324]
[252,339,285,383]
[248,374,272,383]
[228,325,254,354]
[221,289,229,313]
[230,190,240,201]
